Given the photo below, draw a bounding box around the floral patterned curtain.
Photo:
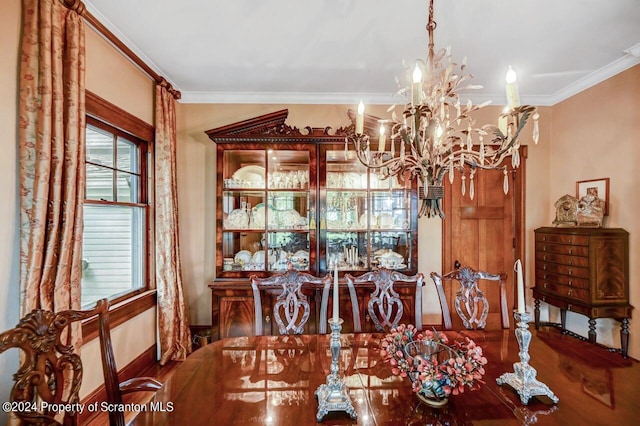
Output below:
[155,80,192,364]
[18,0,86,346]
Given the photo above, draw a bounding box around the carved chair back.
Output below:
[251,269,331,335]
[430,263,509,330]
[345,269,424,332]
[0,305,99,425]
[95,298,161,426]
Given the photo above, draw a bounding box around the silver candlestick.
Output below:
[315,318,357,421]
[497,311,559,405]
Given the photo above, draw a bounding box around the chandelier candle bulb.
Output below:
[412,64,423,104]
[356,101,365,134]
[378,123,386,152]
[505,66,521,108]
[333,263,339,322]
[515,259,525,313]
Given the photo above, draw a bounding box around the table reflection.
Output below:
[131,328,640,425]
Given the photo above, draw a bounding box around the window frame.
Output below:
[85,118,147,205]
[84,116,148,306]
[82,91,156,338]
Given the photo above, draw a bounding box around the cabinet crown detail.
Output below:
[206,109,353,140]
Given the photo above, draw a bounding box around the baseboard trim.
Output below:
[79,344,157,424]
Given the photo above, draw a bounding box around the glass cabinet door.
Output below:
[219,148,313,275]
[320,146,417,274]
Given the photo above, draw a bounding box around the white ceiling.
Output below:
[84,0,640,106]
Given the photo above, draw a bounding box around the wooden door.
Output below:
[442,148,526,330]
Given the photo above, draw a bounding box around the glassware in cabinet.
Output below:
[266,231,310,271]
[325,231,369,271]
[319,145,418,275]
[216,142,316,277]
[223,149,266,189]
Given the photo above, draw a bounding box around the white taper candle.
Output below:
[356,101,365,134]
[505,66,521,109]
[333,263,339,322]
[378,123,386,152]
[515,259,525,314]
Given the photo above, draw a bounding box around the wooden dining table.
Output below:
[130,325,639,425]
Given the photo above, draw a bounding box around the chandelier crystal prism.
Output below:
[348,0,539,218]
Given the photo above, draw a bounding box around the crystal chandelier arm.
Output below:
[347,0,540,219]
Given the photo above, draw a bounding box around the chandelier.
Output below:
[348,0,539,218]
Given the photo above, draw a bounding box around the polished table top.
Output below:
[131,326,639,425]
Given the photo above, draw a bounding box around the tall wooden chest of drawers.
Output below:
[533,227,632,357]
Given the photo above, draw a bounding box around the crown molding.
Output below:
[84,0,639,108]
[546,53,640,105]
[180,54,639,106]
[179,90,555,107]
[180,52,639,106]
[178,91,402,105]
[83,1,180,91]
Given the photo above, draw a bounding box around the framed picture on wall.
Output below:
[576,178,609,216]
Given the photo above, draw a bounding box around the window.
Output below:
[81,113,150,308]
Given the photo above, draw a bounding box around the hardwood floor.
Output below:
[83,361,180,426]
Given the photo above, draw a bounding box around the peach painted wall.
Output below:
[0,0,22,421]
[80,27,157,398]
[546,65,640,359]
[0,0,157,405]
[175,102,551,327]
[85,28,154,124]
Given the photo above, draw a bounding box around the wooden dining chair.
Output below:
[251,269,332,335]
[345,268,424,332]
[430,262,510,330]
[94,298,162,426]
[0,304,100,425]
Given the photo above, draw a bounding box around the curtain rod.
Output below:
[62,0,181,100]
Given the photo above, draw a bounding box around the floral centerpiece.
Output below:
[380,324,488,407]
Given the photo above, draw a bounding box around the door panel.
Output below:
[442,148,526,330]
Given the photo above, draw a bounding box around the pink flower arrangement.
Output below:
[380,324,488,399]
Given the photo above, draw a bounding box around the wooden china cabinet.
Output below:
[206,109,419,339]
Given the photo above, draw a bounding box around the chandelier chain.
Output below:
[427,0,436,65]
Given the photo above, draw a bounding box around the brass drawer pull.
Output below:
[543,255,547,261]
[543,282,548,289]
[568,280,572,286]
[567,289,573,296]
[568,269,572,275]
[543,264,547,270]
[569,259,573,265]
[543,246,547,251]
